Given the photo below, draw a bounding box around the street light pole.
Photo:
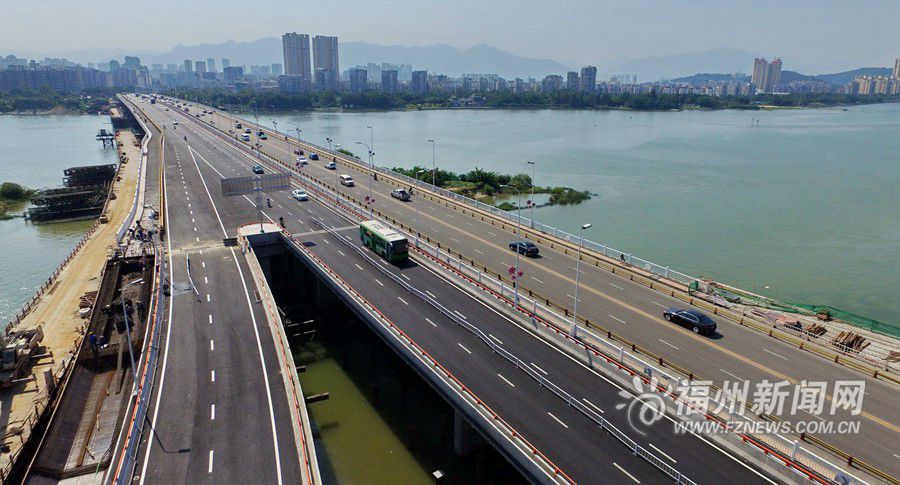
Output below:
[526,160,536,228]
[333,144,343,206]
[571,223,592,336]
[501,185,523,310]
[415,169,427,246]
[356,141,374,219]
[120,278,144,388]
[427,138,436,187]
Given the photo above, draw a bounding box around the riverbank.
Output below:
[0,182,34,219]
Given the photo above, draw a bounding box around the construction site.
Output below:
[0,97,156,483]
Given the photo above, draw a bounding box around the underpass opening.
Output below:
[257,242,525,484]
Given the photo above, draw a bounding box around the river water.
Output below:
[0,114,116,323]
[257,104,900,325]
[2,106,897,326]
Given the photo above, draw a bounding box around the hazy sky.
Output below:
[4,0,899,70]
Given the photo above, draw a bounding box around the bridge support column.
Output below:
[453,410,474,457]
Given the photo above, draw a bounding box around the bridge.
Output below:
[110,94,898,484]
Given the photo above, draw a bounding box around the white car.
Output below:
[325,161,336,170]
[296,156,308,165]
[291,189,309,201]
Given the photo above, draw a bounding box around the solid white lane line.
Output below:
[398,296,409,305]
[547,412,569,429]
[609,315,628,325]
[211,404,216,420]
[489,334,504,345]
[374,278,384,286]
[720,369,742,381]
[763,348,789,361]
[582,398,605,414]
[458,343,472,354]
[613,463,640,483]
[425,318,437,327]
[609,282,625,290]
[647,443,676,463]
[498,374,516,387]
[658,339,679,350]
[531,363,548,375]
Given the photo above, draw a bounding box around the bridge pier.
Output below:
[453,410,475,458]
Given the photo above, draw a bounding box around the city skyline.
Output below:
[3,0,900,74]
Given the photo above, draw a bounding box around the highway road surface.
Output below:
[192,100,900,478]
[126,95,896,481]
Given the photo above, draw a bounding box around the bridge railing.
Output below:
[171,101,887,484]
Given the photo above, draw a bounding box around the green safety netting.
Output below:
[689,282,900,339]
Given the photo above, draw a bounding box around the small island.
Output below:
[0,182,34,219]
[391,166,590,210]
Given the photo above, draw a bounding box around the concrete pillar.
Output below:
[453,410,473,457]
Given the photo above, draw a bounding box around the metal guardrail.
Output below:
[169,98,893,484]
[108,244,166,484]
[316,218,701,485]
[281,224,574,483]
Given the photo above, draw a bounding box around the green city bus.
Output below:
[359,220,409,263]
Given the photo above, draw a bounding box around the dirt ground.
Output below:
[0,129,144,474]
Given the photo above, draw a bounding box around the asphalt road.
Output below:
[128,96,782,483]
[177,99,899,477]
[128,107,302,484]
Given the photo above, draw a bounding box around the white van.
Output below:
[340,175,355,187]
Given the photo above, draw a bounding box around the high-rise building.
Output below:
[381,70,398,93]
[751,57,782,93]
[411,70,428,94]
[195,61,207,73]
[271,63,283,76]
[183,59,193,73]
[223,66,243,84]
[894,58,900,79]
[579,66,597,93]
[282,32,312,82]
[207,58,216,73]
[221,58,231,69]
[348,68,367,93]
[124,56,141,69]
[566,71,578,91]
[109,60,121,71]
[312,35,339,90]
[542,75,563,92]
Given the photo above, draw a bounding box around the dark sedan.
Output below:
[663,308,717,335]
[508,241,539,257]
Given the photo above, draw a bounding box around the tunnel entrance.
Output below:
[260,245,525,484]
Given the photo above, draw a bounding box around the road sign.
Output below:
[221,172,291,196]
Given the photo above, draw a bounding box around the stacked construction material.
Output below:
[27,164,116,222]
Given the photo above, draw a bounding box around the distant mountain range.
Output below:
[671,67,892,87]
[141,39,571,78]
[8,39,893,84]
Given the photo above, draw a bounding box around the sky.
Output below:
[4,0,899,71]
